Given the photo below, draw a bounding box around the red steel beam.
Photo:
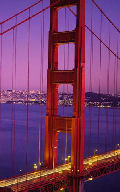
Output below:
[49,70,75,84]
[52,0,79,8]
[53,30,76,44]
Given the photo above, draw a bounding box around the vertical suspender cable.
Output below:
[67,9,70,70]
[39,11,43,166]
[65,8,70,161]
[113,55,116,149]
[39,4,42,168]
[62,8,66,163]
[0,25,2,165]
[107,34,110,95]
[64,7,67,161]
[42,0,44,93]
[61,8,66,162]
[105,33,110,152]
[11,28,15,173]
[61,6,64,163]
[39,1,44,168]
[26,8,30,182]
[38,124,41,167]
[88,14,93,156]
[97,13,102,151]
[114,42,118,146]
[117,43,120,146]
[66,9,70,158]
[89,16,93,93]
[39,4,42,169]
[13,16,17,162]
[113,43,118,149]
[41,0,44,166]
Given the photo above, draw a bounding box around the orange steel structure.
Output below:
[44,0,85,176]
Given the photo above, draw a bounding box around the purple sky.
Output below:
[0,0,120,94]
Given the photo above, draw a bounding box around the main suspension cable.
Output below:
[0,0,43,25]
[0,0,64,36]
[68,6,120,60]
[91,0,120,33]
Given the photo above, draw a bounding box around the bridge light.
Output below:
[65,158,68,164]
[33,163,37,171]
[60,188,64,191]
[94,149,98,156]
[89,161,92,165]
[88,177,93,181]
[116,144,120,149]
[68,156,71,162]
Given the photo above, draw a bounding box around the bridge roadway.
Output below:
[0,149,120,191]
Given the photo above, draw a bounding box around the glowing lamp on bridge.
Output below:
[33,163,37,171]
[65,158,68,163]
[19,169,22,174]
[116,144,120,149]
[60,187,64,191]
[88,160,93,165]
[68,156,71,162]
[88,177,93,181]
[94,149,98,156]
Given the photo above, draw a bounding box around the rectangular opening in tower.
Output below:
[57,130,71,165]
[58,44,75,70]
[58,84,73,117]
[57,85,72,164]
[58,6,76,32]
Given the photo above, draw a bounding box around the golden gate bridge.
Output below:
[0,0,120,191]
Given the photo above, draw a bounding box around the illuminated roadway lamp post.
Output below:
[68,156,71,163]
[93,149,98,166]
[116,144,120,149]
[116,144,120,159]
[17,169,22,190]
[65,158,68,164]
[94,149,98,156]
[33,163,37,171]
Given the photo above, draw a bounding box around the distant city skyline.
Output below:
[1,89,120,108]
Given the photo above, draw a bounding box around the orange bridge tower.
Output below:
[45,0,85,176]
